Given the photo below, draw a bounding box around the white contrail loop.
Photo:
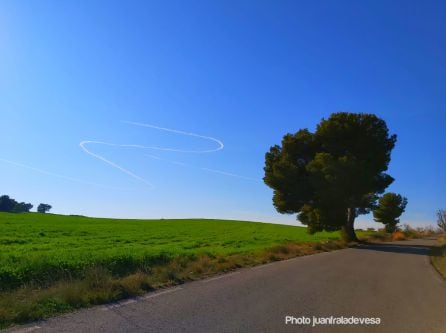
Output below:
[80,121,227,188]
[79,141,155,189]
[121,120,224,153]
[1,122,255,190]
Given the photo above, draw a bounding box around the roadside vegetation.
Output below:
[430,211,446,280]
[363,224,439,242]
[0,212,372,328]
[431,241,446,279]
[437,209,446,232]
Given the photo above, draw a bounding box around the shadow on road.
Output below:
[354,243,431,256]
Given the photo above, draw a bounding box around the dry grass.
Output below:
[363,232,392,243]
[430,235,446,280]
[362,226,441,244]
[400,224,440,239]
[437,234,446,243]
[0,239,348,329]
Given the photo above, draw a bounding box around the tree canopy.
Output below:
[0,195,33,213]
[0,195,17,212]
[373,193,408,233]
[37,203,52,213]
[13,202,34,213]
[264,112,397,242]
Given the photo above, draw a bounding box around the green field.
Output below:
[0,212,349,290]
[0,212,373,327]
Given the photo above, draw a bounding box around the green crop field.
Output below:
[0,212,350,290]
[0,212,373,328]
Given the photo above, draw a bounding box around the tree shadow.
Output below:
[354,243,432,256]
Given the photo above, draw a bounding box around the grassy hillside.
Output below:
[0,212,368,328]
[1,212,344,289]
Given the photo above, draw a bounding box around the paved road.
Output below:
[7,238,446,333]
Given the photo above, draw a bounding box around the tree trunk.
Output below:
[341,208,359,243]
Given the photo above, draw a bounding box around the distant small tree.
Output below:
[13,202,33,213]
[437,210,446,232]
[37,203,52,213]
[373,193,408,233]
[0,195,18,212]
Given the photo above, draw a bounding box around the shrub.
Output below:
[391,231,406,241]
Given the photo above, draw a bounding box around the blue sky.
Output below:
[1,0,445,227]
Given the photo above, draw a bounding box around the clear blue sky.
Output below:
[1,0,445,228]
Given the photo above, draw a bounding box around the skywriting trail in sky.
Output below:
[1,121,258,190]
[0,158,127,190]
[80,121,258,188]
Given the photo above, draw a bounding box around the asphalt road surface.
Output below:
[6,238,446,333]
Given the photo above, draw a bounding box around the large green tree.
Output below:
[264,112,397,242]
[373,193,408,233]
